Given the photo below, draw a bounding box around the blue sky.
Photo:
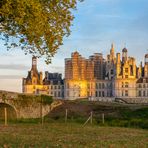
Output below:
[0,0,148,92]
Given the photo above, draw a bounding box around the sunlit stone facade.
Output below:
[43,72,64,98]
[23,44,148,100]
[64,51,109,100]
[64,44,148,99]
[22,56,45,94]
[22,57,64,98]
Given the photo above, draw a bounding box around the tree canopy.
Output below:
[0,0,82,64]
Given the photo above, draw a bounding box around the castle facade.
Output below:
[23,44,148,100]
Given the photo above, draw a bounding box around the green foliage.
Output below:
[0,0,83,64]
[16,94,53,106]
[41,94,53,105]
[2,93,6,102]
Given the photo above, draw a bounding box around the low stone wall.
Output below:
[89,97,148,104]
[89,97,115,102]
[116,98,148,104]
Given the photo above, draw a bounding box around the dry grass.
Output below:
[0,123,147,148]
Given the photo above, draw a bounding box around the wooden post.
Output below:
[102,113,104,124]
[83,116,91,126]
[40,96,44,125]
[4,107,7,126]
[90,111,93,124]
[65,109,68,123]
[83,111,93,126]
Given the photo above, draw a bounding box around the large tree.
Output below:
[0,0,82,63]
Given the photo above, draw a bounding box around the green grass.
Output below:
[0,123,147,147]
[48,102,148,129]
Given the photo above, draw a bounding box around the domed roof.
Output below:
[145,54,148,58]
[122,48,128,52]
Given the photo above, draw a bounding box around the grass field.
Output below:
[0,123,148,148]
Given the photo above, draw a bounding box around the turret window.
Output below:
[125,82,129,88]
[125,68,128,73]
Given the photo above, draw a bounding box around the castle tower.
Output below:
[122,47,128,62]
[32,56,37,71]
[144,54,148,77]
[137,62,142,78]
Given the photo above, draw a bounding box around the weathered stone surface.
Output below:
[0,90,63,119]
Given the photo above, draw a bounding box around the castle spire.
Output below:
[110,43,115,61]
[110,43,114,53]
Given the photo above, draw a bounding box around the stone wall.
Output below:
[0,90,63,119]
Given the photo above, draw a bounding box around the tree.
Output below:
[0,0,82,64]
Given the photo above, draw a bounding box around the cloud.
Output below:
[0,75,23,79]
[0,64,30,71]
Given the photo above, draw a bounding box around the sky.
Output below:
[0,0,148,92]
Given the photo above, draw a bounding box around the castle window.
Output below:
[111,69,114,75]
[125,90,128,96]
[99,83,101,89]
[125,75,128,78]
[96,83,98,89]
[143,91,145,97]
[139,84,142,88]
[67,91,69,97]
[33,79,36,84]
[122,82,124,88]
[102,83,105,89]
[96,91,98,97]
[102,91,105,97]
[99,91,101,97]
[87,84,90,89]
[125,68,128,73]
[54,92,56,97]
[122,91,124,96]
[58,92,60,97]
[143,84,145,88]
[67,83,69,89]
[51,86,53,89]
[138,91,141,97]
[125,82,129,88]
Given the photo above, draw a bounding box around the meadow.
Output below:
[0,123,148,148]
[0,100,148,147]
